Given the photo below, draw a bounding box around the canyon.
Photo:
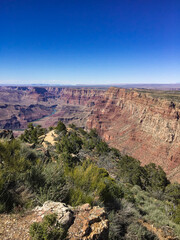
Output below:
[0,86,180,183]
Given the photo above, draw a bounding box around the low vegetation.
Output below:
[0,121,180,239]
[29,214,67,240]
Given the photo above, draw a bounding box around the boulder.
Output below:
[33,201,74,226]
[68,203,108,240]
[32,201,109,240]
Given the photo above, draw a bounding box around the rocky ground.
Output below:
[0,205,178,240]
[0,201,109,240]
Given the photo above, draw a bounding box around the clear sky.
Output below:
[0,0,180,85]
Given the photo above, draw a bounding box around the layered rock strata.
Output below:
[86,87,180,182]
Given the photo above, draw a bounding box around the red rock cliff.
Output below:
[86,87,180,183]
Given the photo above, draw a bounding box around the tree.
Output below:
[20,124,46,144]
[56,133,82,155]
[56,121,66,133]
[144,163,169,192]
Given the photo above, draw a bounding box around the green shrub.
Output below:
[89,128,99,138]
[144,163,169,193]
[173,204,180,224]
[131,185,180,237]
[49,126,54,131]
[126,222,158,240]
[96,140,110,154]
[68,123,76,129]
[29,214,66,240]
[118,155,146,188]
[66,161,123,207]
[109,200,139,240]
[39,163,68,203]
[78,127,87,136]
[20,124,46,144]
[0,140,39,212]
[68,188,93,206]
[58,152,79,167]
[83,138,96,150]
[56,132,82,154]
[56,121,66,133]
[165,183,180,205]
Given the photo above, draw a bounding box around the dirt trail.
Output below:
[0,213,33,240]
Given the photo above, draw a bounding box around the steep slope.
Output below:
[86,87,180,182]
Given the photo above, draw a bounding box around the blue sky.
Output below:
[0,0,180,85]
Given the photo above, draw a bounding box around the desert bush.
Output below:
[131,185,180,236]
[109,200,139,240]
[88,128,99,138]
[165,183,180,205]
[96,140,110,154]
[49,126,54,131]
[117,155,147,188]
[0,140,38,211]
[39,163,68,203]
[173,204,180,224]
[29,214,66,240]
[144,163,169,193]
[20,124,46,144]
[78,127,87,136]
[68,123,76,129]
[56,132,83,154]
[126,222,158,240]
[68,188,93,206]
[66,161,123,207]
[58,152,79,167]
[83,138,96,150]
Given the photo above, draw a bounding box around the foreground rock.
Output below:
[33,201,108,240]
[33,200,74,227]
[0,201,108,240]
[68,203,108,240]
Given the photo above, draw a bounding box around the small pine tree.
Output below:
[56,121,66,133]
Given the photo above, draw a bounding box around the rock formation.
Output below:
[33,201,74,227]
[0,201,109,240]
[68,203,108,240]
[32,201,108,240]
[86,87,180,183]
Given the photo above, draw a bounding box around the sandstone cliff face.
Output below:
[59,88,105,105]
[0,86,180,182]
[86,87,180,182]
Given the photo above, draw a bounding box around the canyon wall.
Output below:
[86,87,180,182]
[0,86,180,182]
